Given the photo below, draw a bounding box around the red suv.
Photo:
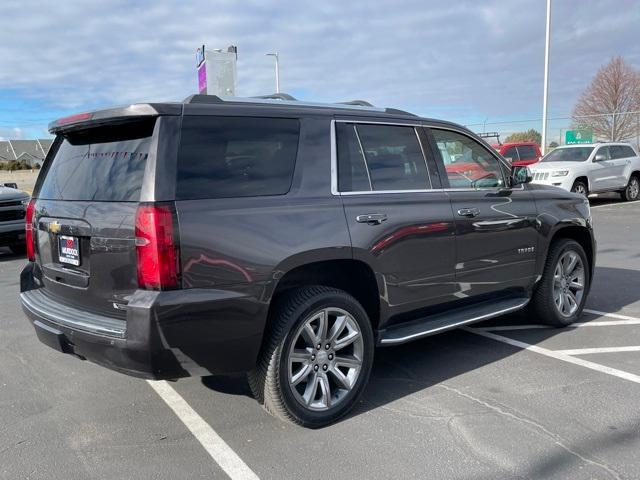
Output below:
[492,142,541,166]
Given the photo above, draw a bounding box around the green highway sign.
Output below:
[565,128,593,144]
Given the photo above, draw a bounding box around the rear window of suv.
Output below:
[177,116,300,200]
[38,120,155,201]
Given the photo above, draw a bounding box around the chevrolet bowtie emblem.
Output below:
[49,221,61,234]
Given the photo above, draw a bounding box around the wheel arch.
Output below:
[573,175,589,192]
[545,225,595,288]
[266,257,382,334]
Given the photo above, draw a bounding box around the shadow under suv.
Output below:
[20,95,595,427]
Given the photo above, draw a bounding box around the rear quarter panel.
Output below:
[174,116,350,368]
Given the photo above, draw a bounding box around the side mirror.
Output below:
[511,166,532,186]
[594,153,606,162]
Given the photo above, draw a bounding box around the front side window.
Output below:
[431,129,505,189]
[177,116,299,200]
[595,146,611,161]
[336,123,430,192]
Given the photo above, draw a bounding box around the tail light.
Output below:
[25,199,36,261]
[135,204,180,290]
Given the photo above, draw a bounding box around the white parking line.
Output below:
[555,346,640,355]
[147,380,259,480]
[478,309,640,332]
[462,327,640,385]
[480,319,640,331]
[583,309,640,322]
[477,324,551,331]
[590,200,640,209]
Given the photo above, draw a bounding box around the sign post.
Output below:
[196,45,207,94]
[195,45,237,96]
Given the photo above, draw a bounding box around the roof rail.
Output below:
[384,107,417,117]
[253,93,297,101]
[183,94,224,104]
[181,94,418,116]
[338,100,374,107]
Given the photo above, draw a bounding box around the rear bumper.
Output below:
[20,263,265,379]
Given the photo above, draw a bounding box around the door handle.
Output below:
[457,207,480,218]
[356,213,388,225]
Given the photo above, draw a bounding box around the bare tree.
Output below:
[572,57,640,142]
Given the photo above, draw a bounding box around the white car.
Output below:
[530,143,640,201]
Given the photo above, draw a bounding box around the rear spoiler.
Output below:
[48,103,182,134]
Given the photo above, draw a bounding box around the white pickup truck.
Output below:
[530,143,640,201]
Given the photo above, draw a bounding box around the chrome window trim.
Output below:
[332,119,436,195]
[339,189,444,196]
[331,118,518,196]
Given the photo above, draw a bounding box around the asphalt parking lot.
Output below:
[2,197,640,480]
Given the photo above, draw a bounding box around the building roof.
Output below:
[0,139,52,164]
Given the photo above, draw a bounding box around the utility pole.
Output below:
[266,53,280,93]
[541,0,552,155]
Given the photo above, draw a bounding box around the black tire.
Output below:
[621,175,639,202]
[571,180,588,197]
[247,286,374,428]
[529,239,590,327]
[9,244,26,255]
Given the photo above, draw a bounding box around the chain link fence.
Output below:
[466,111,640,150]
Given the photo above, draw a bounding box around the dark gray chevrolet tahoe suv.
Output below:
[21,95,595,427]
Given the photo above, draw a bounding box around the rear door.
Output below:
[591,146,618,191]
[609,145,634,188]
[335,120,457,322]
[32,119,157,317]
[427,127,539,300]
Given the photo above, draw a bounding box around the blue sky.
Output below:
[1,0,639,141]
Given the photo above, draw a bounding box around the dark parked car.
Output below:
[0,184,29,254]
[20,95,595,427]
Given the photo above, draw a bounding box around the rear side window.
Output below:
[177,116,299,199]
[37,120,155,201]
[503,146,518,161]
[336,123,430,192]
[517,145,538,160]
[357,125,430,191]
[610,145,636,159]
[336,123,371,192]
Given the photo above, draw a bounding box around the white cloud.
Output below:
[0,0,638,129]
[0,127,25,140]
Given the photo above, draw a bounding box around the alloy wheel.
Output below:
[627,177,639,200]
[287,307,364,411]
[552,250,585,317]
[573,183,587,196]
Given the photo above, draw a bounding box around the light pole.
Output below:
[265,52,280,93]
[541,0,551,155]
